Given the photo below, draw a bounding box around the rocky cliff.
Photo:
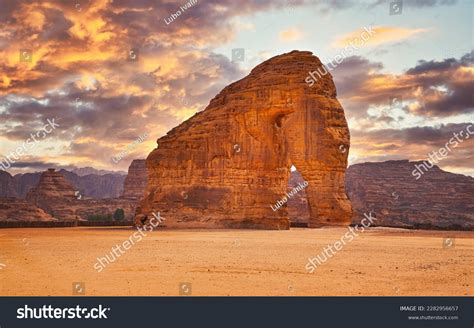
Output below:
[345,160,474,230]
[136,51,352,229]
[122,159,148,200]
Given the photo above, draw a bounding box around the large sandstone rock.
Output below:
[136,50,352,229]
[345,160,474,230]
[122,159,148,200]
[0,197,55,221]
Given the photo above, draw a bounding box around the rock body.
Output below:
[345,160,474,230]
[25,169,136,221]
[122,159,148,200]
[0,197,55,221]
[136,51,352,229]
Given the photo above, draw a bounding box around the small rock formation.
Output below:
[0,170,18,197]
[25,169,136,221]
[28,169,78,199]
[122,160,148,200]
[0,197,55,221]
[345,160,474,230]
[26,168,78,220]
[137,51,352,229]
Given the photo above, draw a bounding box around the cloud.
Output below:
[333,52,474,120]
[349,123,474,176]
[370,0,457,8]
[329,52,473,176]
[332,26,429,48]
[0,0,252,172]
[279,27,304,42]
[0,0,470,176]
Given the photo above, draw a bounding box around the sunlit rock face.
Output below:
[137,50,352,229]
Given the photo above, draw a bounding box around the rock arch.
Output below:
[136,50,352,229]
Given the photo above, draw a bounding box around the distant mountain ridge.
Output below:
[1,169,125,199]
[345,160,474,230]
[71,167,127,176]
[0,170,18,197]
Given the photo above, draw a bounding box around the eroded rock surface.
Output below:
[137,50,352,229]
[345,160,474,230]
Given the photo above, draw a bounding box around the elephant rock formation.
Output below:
[136,50,352,229]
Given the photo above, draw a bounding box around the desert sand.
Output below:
[0,227,472,296]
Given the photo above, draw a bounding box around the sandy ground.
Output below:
[0,227,472,296]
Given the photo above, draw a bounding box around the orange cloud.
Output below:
[332,26,430,48]
[279,27,303,42]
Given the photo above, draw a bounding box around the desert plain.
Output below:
[0,226,472,296]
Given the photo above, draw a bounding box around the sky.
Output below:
[0,0,473,176]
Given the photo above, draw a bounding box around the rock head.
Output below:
[136,50,352,229]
